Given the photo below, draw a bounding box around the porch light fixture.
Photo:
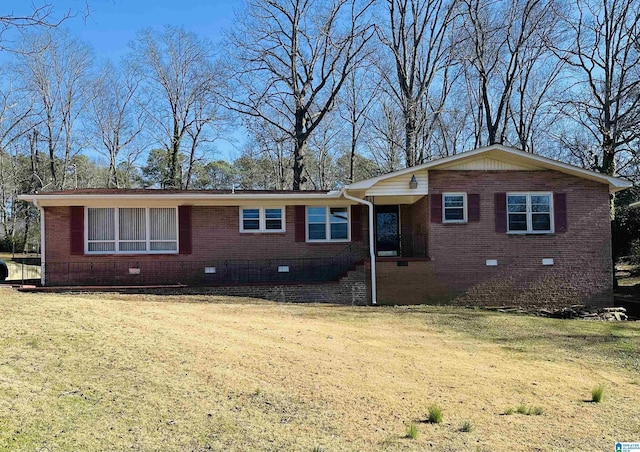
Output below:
[409,175,418,189]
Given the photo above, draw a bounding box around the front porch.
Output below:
[372,196,430,259]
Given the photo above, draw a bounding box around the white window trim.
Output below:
[85,207,179,254]
[306,205,351,243]
[442,192,467,224]
[239,207,286,233]
[506,192,554,234]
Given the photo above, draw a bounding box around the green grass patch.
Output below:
[427,405,443,424]
[460,420,474,432]
[592,384,605,403]
[405,422,419,439]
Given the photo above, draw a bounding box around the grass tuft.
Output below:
[591,384,605,403]
[427,404,443,424]
[511,404,544,416]
[460,420,474,432]
[529,406,544,416]
[503,407,514,415]
[405,422,419,439]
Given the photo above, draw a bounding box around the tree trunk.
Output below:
[292,137,306,190]
[404,101,418,167]
[292,107,307,190]
[349,119,357,184]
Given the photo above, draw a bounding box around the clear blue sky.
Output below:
[51,0,240,61]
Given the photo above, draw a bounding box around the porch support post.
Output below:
[34,200,45,286]
[342,190,377,305]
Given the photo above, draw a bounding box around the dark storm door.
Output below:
[375,205,399,257]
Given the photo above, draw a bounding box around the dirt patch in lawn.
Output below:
[1,291,639,451]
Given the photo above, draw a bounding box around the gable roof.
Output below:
[345,144,632,193]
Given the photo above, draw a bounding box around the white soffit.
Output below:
[364,171,428,196]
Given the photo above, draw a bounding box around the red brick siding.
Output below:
[377,170,613,307]
[43,204,369,292]
[411,195,429,235]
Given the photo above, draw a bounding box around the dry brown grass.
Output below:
[1,291,639,451]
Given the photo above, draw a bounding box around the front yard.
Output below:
[1,290,639,451]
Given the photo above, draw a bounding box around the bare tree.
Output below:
[244,119,294,190]
[509,48,564,153]
[429,86,473,157]
[365,99,405,173]
[458,0,560,148]
[377,0,459,167]
[128,26,223,189]
[552,0,640,176]
[338,64,379,183]
[87,62,145,188]
[0,72,36,250]
[184,93,227,189]
[0,1,86,53]
[15,30,93,189]
[305,113,343,189]
[224,0,375,190]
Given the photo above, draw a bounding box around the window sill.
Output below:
[442,221,468,225]
[239,230,286,234]
[306,240,351,244]
[84,251,179,256]
[506,231,555,236]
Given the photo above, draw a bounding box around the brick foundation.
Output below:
[182,264,369,305]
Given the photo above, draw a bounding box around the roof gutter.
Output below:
[341,190,376,305]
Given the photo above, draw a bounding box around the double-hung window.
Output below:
[240,207,285,232]
[507,193,553,233]
[443,193,467,223]
[86,207,178,253]
[307,206,349,242]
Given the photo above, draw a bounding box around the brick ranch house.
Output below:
[20,145,632,307]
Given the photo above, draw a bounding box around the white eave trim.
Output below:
[18,190,343,204]
[345,144,632,193]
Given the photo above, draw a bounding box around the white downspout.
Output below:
[34,200,45,286]
[342,190,377,305]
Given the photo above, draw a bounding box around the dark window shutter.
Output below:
[468,194,480,222]
[554,192,567,233]
[351,205,363,241]
[495,193,507,233]
[430,194,442,223]
[178,205,192,255]
[295,205,306,242]
[70,206,84,255]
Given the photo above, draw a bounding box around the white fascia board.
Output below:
[18,191,344,207]
[345,144,632,193]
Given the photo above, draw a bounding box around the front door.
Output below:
[375,205,399,256]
